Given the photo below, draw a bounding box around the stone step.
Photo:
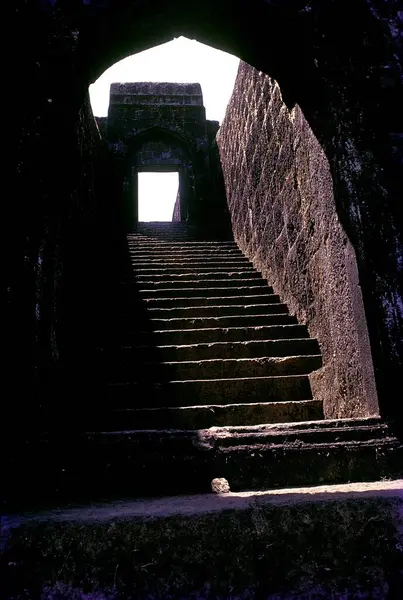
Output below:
[128,244,242,251]
[4,419,400,511]
[130,271,262,282]
[131,265,256,275]
[134,225,190,230]
[96,399,324,430]
[133,230,189,234]
[147,313,297,330]
[104,374,312,407]
[101,355,322,382]
[131,233,225,240]
[130,254,249,262]
[132,230,192,234]
[142,303,289,319]
[130,232,193,236]
[134,286,275,299]
[127,238,239,252]
[133,224,192,230]
[134,289,274,302]
[126,239,238,246]
[128,253,245,261]
[130,237,204,242]
[130,259,252,269]
[211,421,392,448]
[131,226,212,234]
[140,297,284,312]
[128,248,244,256]
[135,221,190,225]
[127,252,244,260]
[91,417,390,445]
[115,324,309,345]
[128,243,241,249]
[131,276,267,289]
[100,338,320,362]
[129,235,208,241]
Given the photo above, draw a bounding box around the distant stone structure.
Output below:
[98,82,225,229]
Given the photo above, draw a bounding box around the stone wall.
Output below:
[217,63,379,419]
[172,188,181,222]
[6,81,121,439]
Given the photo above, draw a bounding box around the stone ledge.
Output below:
[2,481,402,599]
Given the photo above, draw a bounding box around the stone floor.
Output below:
[4,479,403,528]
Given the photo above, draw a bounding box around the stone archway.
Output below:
[9,2,403,433]
[125,130,196,227]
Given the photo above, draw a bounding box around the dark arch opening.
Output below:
[85,1,310,111]
[8,1,403,440]
[82,3,403,429]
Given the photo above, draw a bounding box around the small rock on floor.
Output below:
[211,478,231,494]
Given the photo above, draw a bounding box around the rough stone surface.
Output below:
[217,62,380,421]
[211,477,231,493]
[2,481,402,599]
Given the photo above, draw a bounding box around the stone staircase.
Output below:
[96,221,324,427]
[4,222,401,511]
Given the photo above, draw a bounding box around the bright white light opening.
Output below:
[138,172,179,222]
[89,37,240,122]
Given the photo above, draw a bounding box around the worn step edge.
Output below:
[137,288,276,298]
[98,339,320,361]
[142,304,288,317]
[95,399,324,430]
[130,262,254,269]
[88,422,390,446]
[132,278,268,288]
[127,272,262,280]
[128,249,244,255]
[140,297,279,306]
[147,313,296,329]
[127,240,238,243]
[131,267,257,273]
[130,257,251,263]
[112,324,308,343]
[102,355,322,381]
